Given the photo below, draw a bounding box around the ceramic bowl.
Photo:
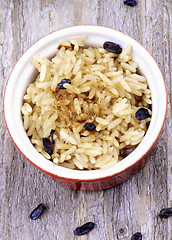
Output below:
[3,26,167,190]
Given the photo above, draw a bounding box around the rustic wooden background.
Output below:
[1,0,172,239]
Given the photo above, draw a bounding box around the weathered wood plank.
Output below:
[0,0,172,239]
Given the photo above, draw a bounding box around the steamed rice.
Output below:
[21,37,152,170]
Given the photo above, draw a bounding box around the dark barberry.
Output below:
[83,122,96,131]
[103,41,122,54]
[131,232,142,240]
[135,108,151,120]
[74,222,95,236]
[58,78,71,89]
[159,208,172,218]
[43,138,53,155]
[50,129,55,144]
[124,0,137,7]
[30,203,46,220]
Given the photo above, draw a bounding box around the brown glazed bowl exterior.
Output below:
[46,149,153,190]
[3,26,167,190]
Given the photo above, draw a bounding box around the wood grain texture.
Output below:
[0,0,172,239]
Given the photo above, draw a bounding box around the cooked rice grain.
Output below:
[21,37,152,170]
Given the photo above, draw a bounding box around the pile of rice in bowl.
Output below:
[21,37,152,170]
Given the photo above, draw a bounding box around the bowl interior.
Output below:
[4,26,167,180]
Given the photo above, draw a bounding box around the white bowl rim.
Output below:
[3,25,167,181]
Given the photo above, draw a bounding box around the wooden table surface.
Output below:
[1,1,172,239]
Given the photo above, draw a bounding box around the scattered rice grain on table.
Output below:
[21,36,152,170]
